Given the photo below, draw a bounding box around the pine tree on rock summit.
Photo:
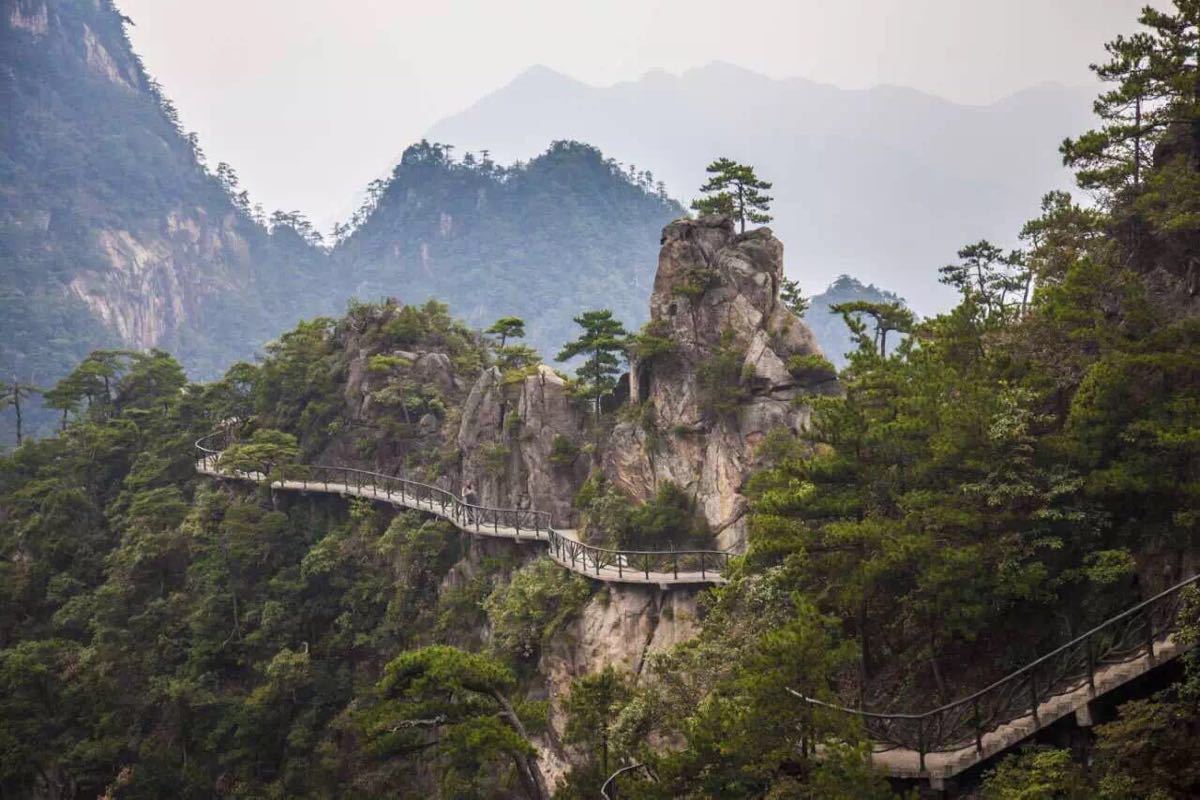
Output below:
[691,157,774,233]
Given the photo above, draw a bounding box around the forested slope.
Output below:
[332,140,683,364]
[3,2,1200,799]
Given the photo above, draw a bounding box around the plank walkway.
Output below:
[871,634,1186,789]
[196,459,727,587]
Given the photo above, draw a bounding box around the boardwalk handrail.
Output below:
[796,572,1200,768]
[195,426,731,584]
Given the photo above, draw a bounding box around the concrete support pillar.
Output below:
[1075,702,1095,728]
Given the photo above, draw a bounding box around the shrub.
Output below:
[697,330,749,418]
[481,443,511,477]
[550,435,579,468]
[576,475,711,550]
[786,353,837,383]
[627,319,677,364]
[367,353,412,374]
[623,482,711,550]
[484,560,592,662]
[673,264,720,299]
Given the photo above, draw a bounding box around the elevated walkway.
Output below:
[195,428,729,587]
[796,573,1199,788]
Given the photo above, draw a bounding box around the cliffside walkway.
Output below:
[795,573,1199,789]
[195,429,729,587]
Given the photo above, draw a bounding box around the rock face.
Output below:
[1,0,331,396]
[536,585,703,787]
[604,216,837,551]
[458,365,591,526]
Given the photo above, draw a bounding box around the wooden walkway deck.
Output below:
[196,459,727,587]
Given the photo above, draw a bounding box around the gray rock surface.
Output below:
[604,215,836,550]
[459,365,590,526]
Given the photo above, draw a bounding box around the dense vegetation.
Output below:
[332,139,683,365]
[0,1,688,443]
[0,298,610,798]
[3,1,1200,798]
[586,4,1200,796]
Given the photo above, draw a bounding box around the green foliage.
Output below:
[557,309,629,416]
[980,747,1092,800]
[690,157,774,233]
[555,666,632,796]
[674,263,720,299]
[360,645,546,799]
[218,428,299,477]
[830,299,916,358]
[626,319,678,365]
[1059,4,1199,196]
[481,443,512,477]
[549,434,580,468]
[803,276,909,367]
[697,330,750,419]
[486,316,526,349]
[786,354,837,384]
[484,560,591,663]
[576,476,711,550]
[779,276,810,317]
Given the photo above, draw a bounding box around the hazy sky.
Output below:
[117,0,1148,231]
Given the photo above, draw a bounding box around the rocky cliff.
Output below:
[604,216,837,550]
[458,365,591,526]
[1,0,331,429]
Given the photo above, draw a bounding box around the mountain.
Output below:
[332,140,683,362]
[427,63,1097,314]
[0,1,683,440]
[804,275,909,366]
[0,0,334,429]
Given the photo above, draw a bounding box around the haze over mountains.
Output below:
[429,62,1097,313]
[1,0,1104,442]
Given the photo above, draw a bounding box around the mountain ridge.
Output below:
[427,61,1096,314]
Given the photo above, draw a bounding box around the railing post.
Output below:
[643,554,649,581]
[673,551,679,580]
[1144,606,1157,666]
[1086,636,1096,694]
[1029,666,1040,725]
[700,552,706,580]
[973,698,983,753]
[917,716,926,773]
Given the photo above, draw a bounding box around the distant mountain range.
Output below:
[428,63,1096,314]
[3,1,1101,441]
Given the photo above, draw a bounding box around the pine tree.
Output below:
[691,158,774,233]
[1062,3,1200,196]
[556,310,628,419]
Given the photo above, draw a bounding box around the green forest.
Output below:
[3,1,1200,799]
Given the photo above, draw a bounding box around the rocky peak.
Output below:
[607,215,836,550]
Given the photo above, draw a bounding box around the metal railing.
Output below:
[195,427,731,584]
[797,573,1200,770]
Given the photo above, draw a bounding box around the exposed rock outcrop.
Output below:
[537,585,703,786]
[604,216,837,550]
[459,365,590,526]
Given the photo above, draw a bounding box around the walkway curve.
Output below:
[195,428,729,586]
